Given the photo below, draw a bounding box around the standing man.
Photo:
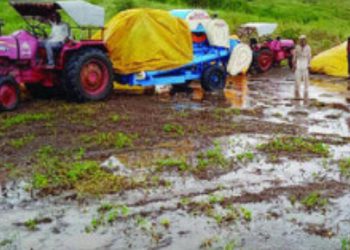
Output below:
[43,13,70,67]
[293,35,312,100]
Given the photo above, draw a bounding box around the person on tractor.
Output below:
[43,13,70,67]
[293,35,312,101]
[271,36,283,65]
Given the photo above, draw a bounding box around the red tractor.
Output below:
[0,1,113,111]
[239,23,295,73]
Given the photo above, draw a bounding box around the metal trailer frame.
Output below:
[115,39,239,87]
[115,9,242,88]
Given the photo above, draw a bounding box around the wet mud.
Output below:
[1,68,350,250]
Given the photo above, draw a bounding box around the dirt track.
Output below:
[0,68,350,250]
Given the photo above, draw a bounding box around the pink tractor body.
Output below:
[0,1,113,111]
[252,38,295,73]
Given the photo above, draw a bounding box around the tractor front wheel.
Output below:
[0,77,20,111]
[63,48,113,102]
[254,49,274,73]
[201,65,226,92]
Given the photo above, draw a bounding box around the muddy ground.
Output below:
[0,68,350,250]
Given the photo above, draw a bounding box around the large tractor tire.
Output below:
[201,65,226,92]
[63,48,113,102]
[253,48,274,73]
[0,77,20,111]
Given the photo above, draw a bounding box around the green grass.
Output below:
[257,137,330,157]
[156,157,189,171]
[8,134,35,149]
[1,113,52,129]
[81,132,134,149]
[301,192,328,210]
[2,0,349,53]
[163,123,185,136]
[339,158,350,177]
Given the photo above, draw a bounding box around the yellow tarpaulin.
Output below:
[97,9,193,74]
[310,42,348,77]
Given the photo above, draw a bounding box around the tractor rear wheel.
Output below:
[201,65,226,92]
[0,77,20,111]
[63,48,113,102]
[253,48,274,73]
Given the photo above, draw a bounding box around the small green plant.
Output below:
[0,239,13,247]
[214,108,241,119]
[160,218,170,229]
[342,237,350,250]
[106,209,119,223]
[339,158,350,177]
[24,219,38,231]
[223,240,236,250]
[114,132,133,149]
[301,192,328,210]
[156,157,189,172]
[208,195,224,204]
[163,123,185,136]
[236,152,255,162]
[111,114,121,123]
[32,174,49,189]
[240,207,252,221]
[197,143,228,168]
[8,134,35,149]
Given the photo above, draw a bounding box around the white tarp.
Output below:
[227,44,253,76]
[241,22,277,36]
[204,19,230,48]
[57,0,104,27]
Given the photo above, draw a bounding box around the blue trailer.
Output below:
[115,10,252,91]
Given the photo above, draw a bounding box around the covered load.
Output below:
[310,42,348,77]
[98,9,193,74]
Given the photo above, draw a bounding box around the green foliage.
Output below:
[115,132,134,149]
[301,192,328,210]
[240,207,252,221]
[2,113,52,129]
[342,237,350,250]
[30,146,131,195]
[24,219,38,231]
[81,132,134,149]
[8,134,35,149]
[160,218,171,229]
[163,123,185,136]
[156,157,189,171]
[339,158,350,177]
[258,137,330,157]
[198,143,228,168]
[236,152,254,162]
[208,194,224,204]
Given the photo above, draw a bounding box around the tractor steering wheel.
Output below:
[28,23,48,38]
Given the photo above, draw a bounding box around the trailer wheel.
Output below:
[63,48,113,102]
[253,48,274,73]
[201,65,226,92]
[0,77,20,111]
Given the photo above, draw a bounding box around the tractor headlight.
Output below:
[0,45,8,52]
